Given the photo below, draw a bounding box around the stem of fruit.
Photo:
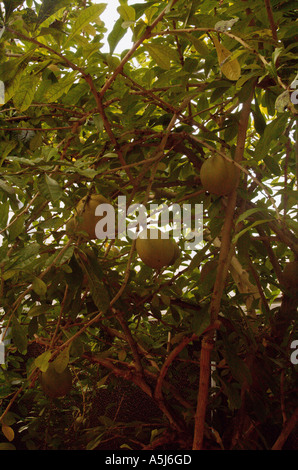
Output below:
[192,91,254,450]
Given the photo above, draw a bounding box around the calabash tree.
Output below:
[0,0,297,451]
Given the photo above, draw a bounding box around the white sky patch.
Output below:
[95,0,136,53]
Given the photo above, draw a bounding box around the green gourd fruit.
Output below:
[40,363,72,398]
[66,193,110,239]
[200,154,238,196]
[136,229,179,270]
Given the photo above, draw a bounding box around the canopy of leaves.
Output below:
[0,0,297,451]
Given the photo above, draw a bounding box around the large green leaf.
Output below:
[44,72,77,103]
[35,350,52,372]
[255,114,289,159]
[192,306,210,337]
[39,174,63,202]
[32,277,47,296]
[37,0,72,26]
[52,347,70,373]
[145,44,172,70]
[118,4,135,22]
[108,17,127,54]
[11,315,28,354]
[64,4,107,46]
[13,75,39,112]
[8,215,26,241]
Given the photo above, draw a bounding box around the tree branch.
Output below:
[264,0,278,42]
[192,90,254,450]
[99,0,180,98]
[272,407,298,450]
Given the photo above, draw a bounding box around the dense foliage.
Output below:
[0,0,297,450]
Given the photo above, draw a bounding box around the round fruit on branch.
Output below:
[40,362,72,398]
[200,154,238,196]
[136,228,180,270]
[66,193,110,240]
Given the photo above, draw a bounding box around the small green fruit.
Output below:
[200,154,238,196]
[40,363,72,398]
[136,229,177,270]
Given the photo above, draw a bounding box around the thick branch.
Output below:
[192,91,254,450]
[272,408,298,450]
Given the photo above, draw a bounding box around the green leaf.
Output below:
[4,74,23,105]
[8,215,25,241]
[224,345,252,386]
[117,4,135,23]
[212,36,241,81]
[0,202,9,230]
[188,243,210,271]
[53,246,74,266]
[37,0,71,25]
[81,257,110,313]
[90,280,110,314]
[44,72,77,103]
[275,90,291,113]
[52,347,70,373]
[8,244,40,270]
[0,179,15,195]
[145,44,171,70]
[235,208,263,225]
[264,156,281,176]
[184,33,209,56]
[32,277,47,296]
[11,315,27,355]
[3,0,24,20]
[35,350,52,372]
[255,114,288,159]
[40,174,63,202]
[232,219,271,244]
[0,141,17,165]
[28,304,50,317]
[192,307,210,337]
[65,4,107,45]
[223,383,242,411]
[252,93,266,135]
[13,75,39,112]
[0,385,13,399]
[108,17,127,54]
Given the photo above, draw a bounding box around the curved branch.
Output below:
[272,407,298,450]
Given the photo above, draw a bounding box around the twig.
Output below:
[49,285,69,349]
[99,0,180,98]
[5,27,86,76]
[264,0,278,42]
[115,309,143,374]
[154,333,197,431]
